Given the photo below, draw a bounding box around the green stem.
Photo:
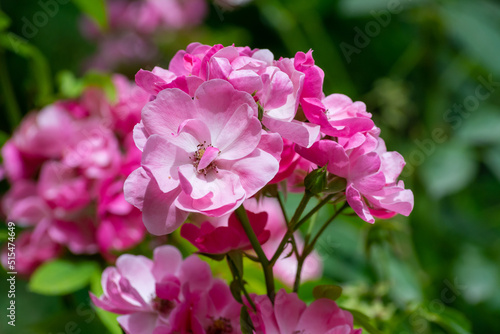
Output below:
[227,255,257,311]
[294,194,335,232]
[277,192,289,225]
[235,205,275,302]
[293,253,305,293]
[270,192,312,265]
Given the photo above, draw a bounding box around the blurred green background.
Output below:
[1,0,500,333]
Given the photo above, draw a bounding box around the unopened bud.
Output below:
[304,167,327,195]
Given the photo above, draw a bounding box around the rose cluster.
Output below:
[89,42,414,333]
[0,75,150,275]
[126,42,413,234]
[92,245,359,334]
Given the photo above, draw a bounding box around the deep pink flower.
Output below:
[111,74,152,135]
[294,50,325,102]
[297,132,413,223]
[62,121,122,180]
[97,177,146,256]
[147,0,208,29]
[247,289,362,334]
[2,181,49,227]
[302,94,375,138]
[91,245,242,334]
[181,209,270,254]
[125,79,282,235]
[1,75,149,269]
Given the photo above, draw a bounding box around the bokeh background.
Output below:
[1,0,499,333]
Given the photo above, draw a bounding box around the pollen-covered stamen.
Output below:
[206,317,233,334]
[152,296,175,316]
[191,141,220,174]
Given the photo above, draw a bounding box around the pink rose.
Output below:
[247,289,362,334]
[91,245,242,334]
[125,79,282,235]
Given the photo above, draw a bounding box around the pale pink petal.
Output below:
[295,299,350,333]
[379,151,405,184]
[142,135,190,193]
[228,70,263,94]
[219,149,279,197]
[142,181,188,235]
[152,245,184,281]
[257,131,283,162]
[124,167,151,211]
[274,289,306,333]
[193,80,258,138]
[116,254,155,302]
[214,104,262,160]
[262,117,320,148]
[142,88,196,137]
[346,184,374,224]
[133,122,149,152]
[118,313,158,334]
[135,68,174,95]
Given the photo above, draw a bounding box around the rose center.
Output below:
[152,297,175,316]
[206,317,233,334]
[191,142,220,175]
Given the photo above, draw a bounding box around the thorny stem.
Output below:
[235,205,276,302]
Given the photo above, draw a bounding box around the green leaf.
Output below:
[456,106,500,145]
[29,260,99,296]
[229,280,243,304]
[419,140,478,198]
[240,306,255,334]
[0,33,53,106]
[344,308,383,334]
[312,284,343,301]
[90,271,123,334]
[440,1,500,75]
[73,0,108,30]
[423,306,472,334]
[57,70,85,99]
[198,252,226,262]
[227,251,244,278]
